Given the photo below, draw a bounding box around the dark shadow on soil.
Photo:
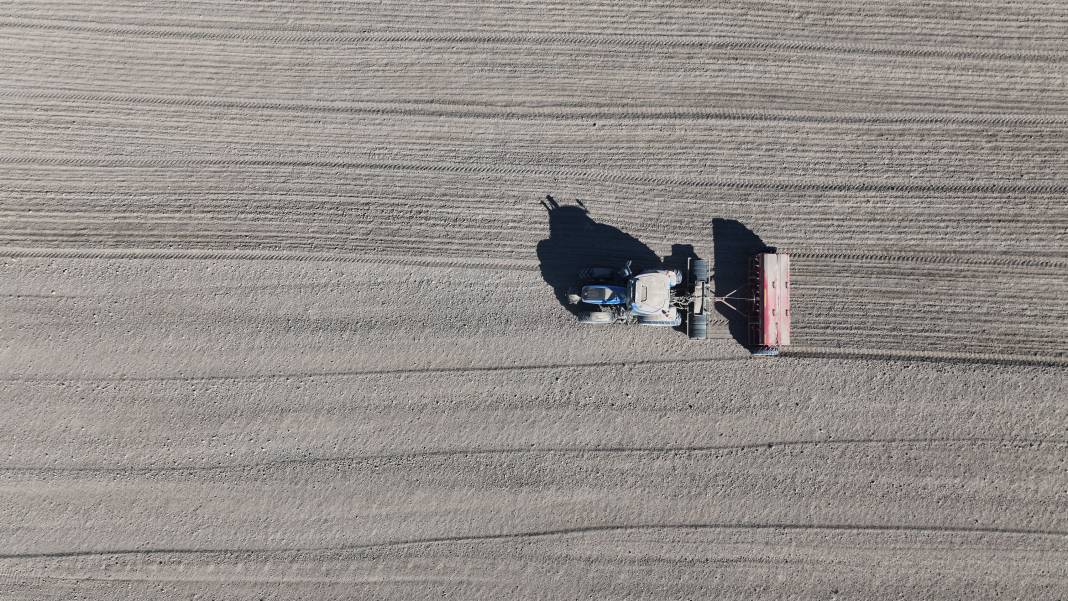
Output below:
[663,243,699,334]
[712,218,774,348]
[536,195,660,315]
[663,243,698,275]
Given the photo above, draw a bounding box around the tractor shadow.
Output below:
[536,195,661,316]
[712,218,774,348]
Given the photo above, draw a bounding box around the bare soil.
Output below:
[1,2,1066,599]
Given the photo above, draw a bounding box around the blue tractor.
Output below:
[567,258,711,339]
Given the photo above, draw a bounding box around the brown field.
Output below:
[1,2,1066,599]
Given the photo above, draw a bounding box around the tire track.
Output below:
[784,346,1068,368]
[3,18,1066,63]
[2,156,1066,195]
[3,521,1065,560]
[1,247,1064,272]
[4,90,1068,126]
[1,437,1062,476]
[0,354,748,384]
[0,247,533,271]
[790,252,1068,270]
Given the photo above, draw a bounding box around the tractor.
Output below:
[567,257,712,340]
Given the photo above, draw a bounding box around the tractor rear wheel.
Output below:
[688,312,708,340]
[578,311,614,325]
[637,315,679,327]
[690,259,709,283]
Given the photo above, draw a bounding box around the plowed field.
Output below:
[1,2,1066,599]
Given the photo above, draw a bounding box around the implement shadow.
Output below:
[535,195,660,315]
[712,218,774,348]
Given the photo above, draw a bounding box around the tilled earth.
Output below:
[1,2,1066,599]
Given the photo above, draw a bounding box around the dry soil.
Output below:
[1,2,1066,599]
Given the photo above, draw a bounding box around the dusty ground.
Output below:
[1,2,1066,599]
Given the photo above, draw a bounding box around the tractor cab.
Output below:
[580,284,627,305]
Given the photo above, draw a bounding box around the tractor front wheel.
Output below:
[578,311,614,325]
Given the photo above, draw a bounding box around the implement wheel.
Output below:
[691,259,709,283]
[688,312,708,340]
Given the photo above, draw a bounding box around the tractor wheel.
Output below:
[690,259,709,283]
[637,315,681,327]
[688,312,708,340]
[578,311,614,325]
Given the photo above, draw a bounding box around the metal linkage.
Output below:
[712,289,755,316]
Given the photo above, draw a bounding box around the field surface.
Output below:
[1,2,1066,599]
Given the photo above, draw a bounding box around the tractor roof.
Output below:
[629,271,671,315]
